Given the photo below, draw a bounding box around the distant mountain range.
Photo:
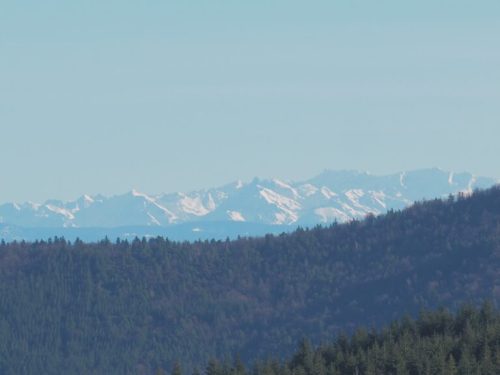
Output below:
[1,168,498,242]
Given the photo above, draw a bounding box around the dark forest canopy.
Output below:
[0,187,499,374]
[180,303,500,375]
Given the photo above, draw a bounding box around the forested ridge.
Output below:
[0,187,499,374]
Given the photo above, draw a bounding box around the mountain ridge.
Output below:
[0,169,498,239]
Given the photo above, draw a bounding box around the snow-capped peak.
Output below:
[0,169,497,231]
[83,194,94,203]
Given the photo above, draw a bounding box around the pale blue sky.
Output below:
[1,1,499,203]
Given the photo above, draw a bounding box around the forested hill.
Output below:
[0,187,500,374]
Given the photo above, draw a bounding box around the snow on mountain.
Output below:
[258,186,301,224]
[299,184,319,197]
[314,207,351,223]
[0,168,498,231]
[227,211,245,222]
[45,204,75,221]
[177,193,213,216]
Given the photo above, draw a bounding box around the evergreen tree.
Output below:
[458,348,474,375]
[233,355,246,375]
[206,360,222,375]
[445,355,458,375]
[173,362,183,375]
[480,344,494,375]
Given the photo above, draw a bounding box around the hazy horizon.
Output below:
[1,167,498,205]
[2,1,499,202]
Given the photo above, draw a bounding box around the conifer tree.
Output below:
[172,362,183,375]
[233,355,246,375]
[206,359,222,375]
[458,348,474,375]
[480,344,495,375]
[445,355,458,375]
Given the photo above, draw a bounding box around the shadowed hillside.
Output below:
[0,187,499,374]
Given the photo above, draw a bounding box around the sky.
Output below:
[1,1,499,203]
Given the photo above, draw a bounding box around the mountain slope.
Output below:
[0,186,499,374]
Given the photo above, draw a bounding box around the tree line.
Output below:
[166,303,500,375]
